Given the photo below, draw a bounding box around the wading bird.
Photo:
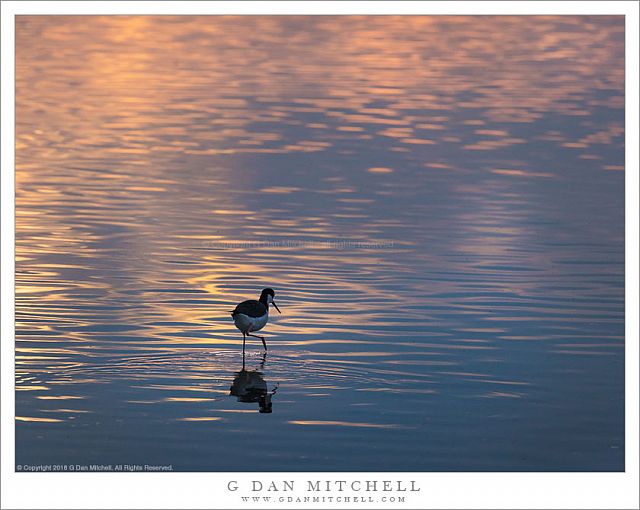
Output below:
[231,288,281,353]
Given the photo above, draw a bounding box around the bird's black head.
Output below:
[259,288,281,313]
[260,288,275,299]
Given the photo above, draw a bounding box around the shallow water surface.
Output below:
[15,16,624,471]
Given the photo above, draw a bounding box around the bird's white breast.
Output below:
[234,312,268,333]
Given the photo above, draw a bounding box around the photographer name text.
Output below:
[227,480,420,493]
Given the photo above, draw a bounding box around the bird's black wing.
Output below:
[231,299,267,318]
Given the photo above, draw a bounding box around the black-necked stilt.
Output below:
[230,288,281,352]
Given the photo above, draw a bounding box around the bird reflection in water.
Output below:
[229,353,279,413]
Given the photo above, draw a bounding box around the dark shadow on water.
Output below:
[229,352,279,413]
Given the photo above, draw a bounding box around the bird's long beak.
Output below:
[272,301,281,313]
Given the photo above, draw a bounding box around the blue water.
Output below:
[15,15,624,471]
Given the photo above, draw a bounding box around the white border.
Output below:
[0,0,638,15]
[1,2,638,509]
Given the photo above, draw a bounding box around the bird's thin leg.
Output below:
[246,332,267,351]
[242,332,246,357]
